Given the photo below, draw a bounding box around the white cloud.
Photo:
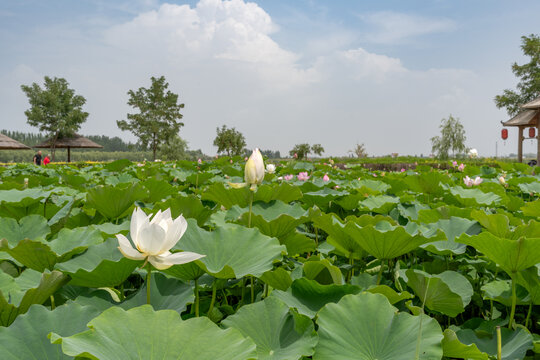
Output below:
[359,11,456,44]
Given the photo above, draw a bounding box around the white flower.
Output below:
[463,176,474,187]
[266,164,276,174]
[116,208,205,270]
[498,176,506,186]
[244,148,265,188]
[468,148,478,158]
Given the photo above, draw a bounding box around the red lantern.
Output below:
[529,127,536,138]
[501,128,508,140]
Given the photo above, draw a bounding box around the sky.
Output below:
[0,0,539,157]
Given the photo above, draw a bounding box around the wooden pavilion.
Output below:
[34,134,103,162]
[501,96,540,163]
[0,133,31,150]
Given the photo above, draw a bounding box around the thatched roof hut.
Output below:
[0,133,31,150]
[521,95,540,110]
[501,106,539,163]
[34,134,103,162]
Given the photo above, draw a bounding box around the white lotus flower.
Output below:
[498,176,506,186]
[116,207,205,270]
[468,148,478,158]
[266,163,276,174]
[245,148,265,186]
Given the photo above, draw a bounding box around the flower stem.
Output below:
[508,276,517,329]
[50,295,55,310]
[194,278,200,317]
[146,266,152,305]
[376,260,384,285]
[525,301,533,329]
[250,275,255,303]
[248,190,254,228]
[208,280,217,316]
[496,326,502,360]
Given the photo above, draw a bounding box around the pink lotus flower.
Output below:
[198,158,202,164]
[297,172,310,181]
[294,153,298,159]
[230,159,233,164]
[400,168,406,172]
[323,174,330,182]
[284,174,294,181]
[452,161,457,167]
[458,163,465,172]
[464,176,482,187]
[334,185,340,189]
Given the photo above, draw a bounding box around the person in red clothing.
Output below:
[43,154,51,165]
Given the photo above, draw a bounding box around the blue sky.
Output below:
[1,0,539,157]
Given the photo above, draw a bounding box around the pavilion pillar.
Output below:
[537,121,540,165]
[518,126,524,163]
[68,147,71,163]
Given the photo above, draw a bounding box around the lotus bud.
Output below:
[244,148,265,188]
[498,176,506,186]
[323,174,330,182]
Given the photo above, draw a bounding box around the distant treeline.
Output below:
[1,130,143,152]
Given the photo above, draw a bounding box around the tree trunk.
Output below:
[51,132,59,161]
[153,133,157,161]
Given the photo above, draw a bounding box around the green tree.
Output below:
[158,135,188,161]
[495,34,540,116]
[213,125,246,156]
[21,76,88,160]
[117,76,184,160]
[289,143,311,159]
[311,144,325,156]
[349,143,368,158]
[430,115,467,159]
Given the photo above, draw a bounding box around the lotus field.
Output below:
[0,155,539,360]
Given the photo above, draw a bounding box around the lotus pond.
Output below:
[0,158,538,359]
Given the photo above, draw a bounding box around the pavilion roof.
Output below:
[0,133,31,150]
[34,134,103,149]
[521,95,540,109]
[502,109,539,127]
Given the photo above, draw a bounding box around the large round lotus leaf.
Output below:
[153,194,214,227]
[455,327,533,360]
[271,278,361,318]
[521,199,540,217]
[404,172,449,196]
[358,195,400,214]
[302,188,344,210]
[50,305,257,360]
[0,188,50,206]
[480,280,529,306]
[0,227,103,271]
[516,265,540,305]
[303,259,343,285]
[281,232,316,256]
[420,217,479,256]
[55,238,139,287]
[441,329,488,360]
[86,183,148,220]
[223,297,318,360]
[457,232,540,275]
[312,213,365,259]
[0,215,50,246]
[0,303,101,360]
[0,270,69,326]
[417,205,472,223]
[406,269,473,317]
[446,186,501,206]
[174,219,285,279]
[314,292,443,359]
[260,267,292,291]
[345,221,435,260]
[202,182,302,208]
[470,210,510,237]
[140,178,177,202]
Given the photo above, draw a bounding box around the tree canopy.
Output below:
[21,76,88,159]
[430,115,467,159]
[213,125,246,157]
[117,76,184,160]
[289,143,311,159]
[495,34,540,116]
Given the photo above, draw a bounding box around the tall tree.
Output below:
[430,115,467,159]
[213,125,246,156]
[117,76,184,160]
[21,76,88,160]
[311,144,325,156]
[289,143,311,159]
[495,34,540,116]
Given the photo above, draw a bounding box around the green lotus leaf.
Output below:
[457,232,540,275]
[455,327,533,360]
[104,158,132,172]
[518,181,540,194]
[104,173,139,186]
[521,199,540,217]
[397,202,431,221]
[313,213,365,259]
[417,205,472,223]
[358,195,400,214]
[260,267,292,291]
[0,227,103,271]
[271,278,360,318]
[185,171,215,186]
[406,269,473,317]
[446,186,501,206]
[0,270,69,326]
[141,178,177,202]
[352,179,391,193]
[163,261,206,281]
[516,265,540,305]
[366,285,413,305]
[404,171,449,196]
[421,217,480,256]
[0,302,101,360]
[153,194,214,227]
[0,188,51,206]
[174,219,285,279]
[345,221,435,260]
[0,215,50,246]
[441,329,488,360]
[55,238,139,287]
[471,210,510,237]
[303,259,343,285]
[86,183,148,220]
[223,297,317,360]
[281,231,316,256]
[302,188,343,210]
[314,292,443,359]
[91,221,130,236]
[50,305,257,360]
[481,280,529,306]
